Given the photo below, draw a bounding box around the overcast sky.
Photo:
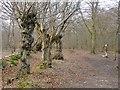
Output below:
[0,0,119,22]
[78,0,119,13]
[98,0,119,9]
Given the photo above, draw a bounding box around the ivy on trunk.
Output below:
[20,12,36,75]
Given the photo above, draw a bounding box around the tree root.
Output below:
[39,61,52,69]
[52,53,64,60]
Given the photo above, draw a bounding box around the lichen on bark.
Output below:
[20,12,36,75]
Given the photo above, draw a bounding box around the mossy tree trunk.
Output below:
[53,35,63,60]
[41,30,52,68]
[35,23,52,68]
[41,32,47,62]
[90,2,98,54]
[47,37,52,67]
[11,19,16,54]
[115,1,120,60]
[20,12,36,75]
[91,31,96,54]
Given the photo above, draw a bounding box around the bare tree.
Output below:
[35,2,80,68]
[51,2,80,60]
[115,0,120,60]
[79,1,98,54]
[2,1,37,75]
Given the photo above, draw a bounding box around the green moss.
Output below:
[1,60,8,69]
[36,61,51,69]
[0,60,2,69]
[17,81,33,88]
[9,54,21,66]
[1,54,21,69]
[10,54,21,61]
[10,60,18,66]
[17,72,31,88]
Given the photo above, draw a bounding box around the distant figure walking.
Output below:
[102,44,108,58]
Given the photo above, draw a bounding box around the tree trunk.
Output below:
[41,33,52,68]
[19,12,36,75]
[91,32,96,54]
[91,2,98,54]
[114,1,120,60]
[20,28,34,75]
[47,43,52,68]
[53,37,64,60]
[41,34,47,62]
[11,19,16,53]
[21,50,30,74]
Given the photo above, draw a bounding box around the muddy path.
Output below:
[2,49,118,88]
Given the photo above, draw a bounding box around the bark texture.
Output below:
[41,30,52,68]
[91,2,98,54]
[52,35,64,60]
[20,12,36,75]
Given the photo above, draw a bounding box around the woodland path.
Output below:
[3,49,118,88]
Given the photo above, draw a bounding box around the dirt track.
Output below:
[2,49,118,88]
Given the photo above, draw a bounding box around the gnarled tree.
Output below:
[2,2,37,75]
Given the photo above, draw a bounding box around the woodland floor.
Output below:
[2,49,118,88]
